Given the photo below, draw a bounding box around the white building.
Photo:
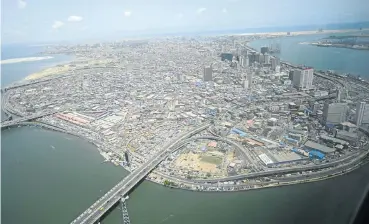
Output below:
[323,102,348,125]
[355,102,369,126]
[271,57,280,71]
[243,79,249,89]
[203,65,213,81]
[247,72,253,89]
[293,68,314,90]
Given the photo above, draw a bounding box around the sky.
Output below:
[2,0,369,44]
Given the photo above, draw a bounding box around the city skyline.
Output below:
[2,0,369,44]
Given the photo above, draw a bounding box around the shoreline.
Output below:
[0,56,53,65]
[2,121,369,193]
[2,31,369,193]
[18,27,369,82]
[232,28,369,37]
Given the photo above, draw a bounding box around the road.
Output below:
[70,124,210,224]
[0,111,58,128]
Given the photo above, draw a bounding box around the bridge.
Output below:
[0,111,58,128]
[70,124,210,224]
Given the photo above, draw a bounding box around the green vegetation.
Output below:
[200,155,222,165]
[163,180,177,187]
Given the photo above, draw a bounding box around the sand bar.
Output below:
[0,56,53,65]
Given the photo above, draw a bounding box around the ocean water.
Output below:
[1,44,73,87]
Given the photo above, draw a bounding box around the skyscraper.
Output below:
[293,68,314,90]
[323,102,348,125]
[247,72,253,89]
[355,102,369,126]
[271,56,280,71]
[261,46,269,54]
[203,65,213,82]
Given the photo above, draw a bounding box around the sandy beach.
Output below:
[0,56,53,65]
[24,65,71,80]
[24,58,113,80]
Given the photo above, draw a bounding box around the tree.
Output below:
[163,180,170,186]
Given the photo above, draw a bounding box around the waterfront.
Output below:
[248,33,369,78]
[2,126,369,224]
[2,35,369,224]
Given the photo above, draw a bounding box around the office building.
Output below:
[245,55,249,67]
[337,89,341,102]
[264,54,270,64]
[247,72,253,89]
[271,57,280,71]
[289,70,294,80]
[293,68,314,90]
[323,102,348,125]
[261,46,269,54]
[239,56,245,67]
[203,65,213,82]
[259,54,264,63]
[240,55,250,67]
[355,102,369,126]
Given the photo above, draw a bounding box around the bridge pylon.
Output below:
[121,198,131,224]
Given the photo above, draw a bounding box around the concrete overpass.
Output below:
[70,124,210,224]
[1,111,58,128]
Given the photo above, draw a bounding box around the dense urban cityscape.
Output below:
[2,34,369,223]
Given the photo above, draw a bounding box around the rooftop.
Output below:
[304,140,336,153]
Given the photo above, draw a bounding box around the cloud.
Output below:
[124,11,132,17]
[17,0,27,9]
[196,8,207,14]
[52,21,64,29]
[176,13,184,19]
[222,8,228,14]
[68,16,83,22]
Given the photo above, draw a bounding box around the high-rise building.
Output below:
[355,102,369,126]
[239,56,245,67]
[258,54,264,63]
[261,46,269,54]
[271,57,280,71]
[337,89,341,102]
[323,102,348,125]
[203,65,213,81]
[245,55,249,67]
[289,71,294,80]
[313,102,320,114]
[247,72,253,89]
[293,68,314,90]
[264,54,270,64]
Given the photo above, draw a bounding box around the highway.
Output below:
[70,124,210,224]
[0,111,58,128]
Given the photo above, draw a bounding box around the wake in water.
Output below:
[158,214,174,223]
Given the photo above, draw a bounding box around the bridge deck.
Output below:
[70,124,210,224]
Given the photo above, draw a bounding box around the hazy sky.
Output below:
[2,0,369,43]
